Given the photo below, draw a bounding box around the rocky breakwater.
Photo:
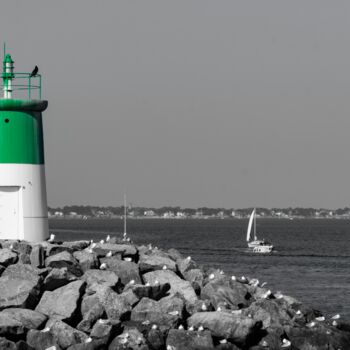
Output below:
[0,238,349,350]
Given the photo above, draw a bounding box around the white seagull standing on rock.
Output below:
[99,263,107,270]
[48,234,55,242]
[106,251,112,258]
[281,338,291,348]
[106,235,110,242]
[332,314,340,319]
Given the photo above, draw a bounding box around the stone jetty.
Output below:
[0,237,349,350]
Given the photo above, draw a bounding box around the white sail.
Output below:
[246,208,256,242]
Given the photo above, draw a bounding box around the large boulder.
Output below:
[241,299,294,330]
[143,270,197,304]
[124,283,170,301]
[47,319,89,349]
[90,319,120,344]
[187,311,258,344]
[73,250,98,272]
[99,258,141,285]
[81,269,119,289]
[139,253,177,273]
[0,313,25,338]
[108,327,148,350]
[0,337,17,350]
[43,267,77,291]
[0,308,47,330]
[45,251,83,277]
[92,243,137,258]
[77,294,105,333]
[177,256,197,276]
[166,329,214,350]
[131,297,183,329]
[201,279,251,310]
[0,248,18,266]
[0,265,42,310]
[102,289,134,322]
[35,280,86,323]
[42,243,74,257]
[62,241,90,251]
[286,325,350,350]
[26,329,62,350]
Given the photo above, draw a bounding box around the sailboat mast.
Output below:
[124,194,127,235]
[254,209,257,240]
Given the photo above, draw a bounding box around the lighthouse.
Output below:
[0,51,48,241]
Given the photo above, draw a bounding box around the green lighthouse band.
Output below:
[0,99,48,164]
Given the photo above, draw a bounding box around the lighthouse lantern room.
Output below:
[0,50,48,241]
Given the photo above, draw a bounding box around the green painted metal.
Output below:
[0,100,48,164]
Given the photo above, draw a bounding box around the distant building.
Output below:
[144,210,155,217]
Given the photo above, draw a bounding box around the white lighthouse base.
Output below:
[0,164,48,242]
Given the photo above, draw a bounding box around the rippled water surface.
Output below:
[50,218,350,320]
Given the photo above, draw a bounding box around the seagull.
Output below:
[30,65,38,77]
[99,263,107,270]
[315,316,325,322]
[201,303,207,311]
[219,339,227,344]
[198,325,204,331]
[106,251,112,258]
[178,325,184,330]
[219,270,225,275]
[85,337,93,343]
[129,279,135,285]
[231,275,236,281]
[332,314,340,320]
[151,324,158,330]
[281,338,291,348]
[296,310,302,315]
[162,265,167,270]
[106,235,110,242]
[209,273,215,280]
[187,256,191,260]
[188,326,194,331]
[100,239,105,244]
[48,234,55,242]
[261,282,268,287]
[332,320,338,326]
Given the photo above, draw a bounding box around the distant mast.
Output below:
[124,194,127,236]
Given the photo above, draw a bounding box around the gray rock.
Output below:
[92,243,137,258]
[103,289,133,322]
[90,319,119,344]
[241,299,294,329]
[166,329,214,350]
[81,269,119,289]
[123,283,170,301]
[35,280,86,323]
[30,245,45,268]
[62,241,90,251]
[131,297,182,329]
[45,251,83,277]
[185,299,214,315]
[139,253,177,273]
[143,270,197,304]
[177,256,197,276]
[184,268,204,288]
[0,313,25,337]
[187,311,257,344]
[42,243,74,257]
[0,337,16,350]
[77,294,105,333]
[167,248,183,261]
[108,327,148,350]
[1,308,47,330]
[0,265,42,309]
[99,258,141,285]
[73,250,98,272]
[201,279,251,310]
[47,319,89,349]
[26,329,62,350]
[147,328,164,350]
[0,248,18,266]
[43,268,77,291]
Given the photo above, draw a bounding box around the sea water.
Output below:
[50,218,350,321]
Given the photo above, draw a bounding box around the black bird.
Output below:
[30,65,38,77]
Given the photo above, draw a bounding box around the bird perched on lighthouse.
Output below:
[30,65,38,77]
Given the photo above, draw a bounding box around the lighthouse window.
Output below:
[4,119,9,123]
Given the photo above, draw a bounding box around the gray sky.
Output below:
[2,1,350,208]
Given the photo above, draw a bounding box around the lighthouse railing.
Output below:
[1,72,42,100]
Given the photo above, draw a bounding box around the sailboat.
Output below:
[123,194,128,240]
[246,208,274,253]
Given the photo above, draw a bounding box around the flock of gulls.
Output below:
[45,231,343,349]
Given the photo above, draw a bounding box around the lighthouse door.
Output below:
[0,187,20,239]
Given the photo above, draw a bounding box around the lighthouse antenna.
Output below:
[3,42,6,59]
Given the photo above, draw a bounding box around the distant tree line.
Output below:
[48,205,350,218]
